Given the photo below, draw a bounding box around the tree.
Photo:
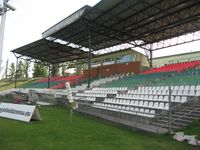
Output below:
[51,64,60,77]
[23,60,31,78]
[9,62,15,78]
[17,60,24,78]
[61,64,66,76]
[32,62,47,77]
[5,59,9,78]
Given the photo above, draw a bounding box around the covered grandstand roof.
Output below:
[43,0,200,51]
[11,39,91,64]
[12,0,200,64]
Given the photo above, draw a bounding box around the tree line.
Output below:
[4,59,84,79]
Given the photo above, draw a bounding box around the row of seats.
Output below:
[93,103,155,118]
[127,89,198,96]
[76,93,107,98]
[103,99,169,110]
[92,87,128,91]
[137,85,199,91]
[143,60,200,74]
[84,90,117,94]
[115,95,187,103]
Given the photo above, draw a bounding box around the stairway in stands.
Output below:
[153,96,200,131]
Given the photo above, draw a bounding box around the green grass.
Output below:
[0,80,34,92]
[0,106,198,150]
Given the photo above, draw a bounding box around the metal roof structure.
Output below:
[12,0,200,65]
[43,0,200,52]
[12,38,91,64]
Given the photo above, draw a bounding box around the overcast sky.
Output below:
[1,0,200,75]
[0,0,100,74]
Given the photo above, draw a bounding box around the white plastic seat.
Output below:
[139,101,144,106]
[126,106,130,111]
[195,90,200,96]
[135,107,139,112]
[158,96,163,101]
[139,95,144,100]
[145,109,150,114]
[148,95,153,100]
[190,85,195,91]
[154,102,159,108]
[174,86,179,90]
[130,100,134,105]
[182,90,189,96]
[165,103,169,109]
[144,95,148,100]
[139,108,145,114]
[177,90,183,95]
[163,96,169,101]
[152,90,157,95]
[160,86,164,90]
[159,102,165,109]
[136,95,140,99]
[150,110,155,115]
[148,90,153,94]
[184,85,190,90]
[130,107,134,111]
[174,96,181,102]
[179,86,184,90]
[172,90,177,95]
[149,102,153,108]
[196,85,200,90]
[153,95,158,101]
[135,100,139,106]
[164,86,169,90]
[188,90,195,96]
[157,90,162,95]
[122,106,126,110]
[144,101,148,107]
[181,96,187,103]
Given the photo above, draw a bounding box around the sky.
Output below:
[0,0,100,76]
[1,0,200,77]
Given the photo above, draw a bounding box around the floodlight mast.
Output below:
[0,0,15,73]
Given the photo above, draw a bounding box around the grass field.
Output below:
[0,106,199,150]
[0,79,33,92]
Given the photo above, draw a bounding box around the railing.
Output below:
[152,96,200,133]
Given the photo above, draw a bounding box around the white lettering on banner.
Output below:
[0,103,41,122]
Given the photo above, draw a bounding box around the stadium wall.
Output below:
[153,51,200,67]
[82,61,141,79]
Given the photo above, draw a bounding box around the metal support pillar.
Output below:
[0,12,6,72]
[149,44,153,68]
[14,57,18,88]
[48,49,51,88]
[87,30,91,88]
[168,86,172,133]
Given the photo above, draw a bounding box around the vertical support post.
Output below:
[0,11,6,72]
[168,86,172,133]
[48,49,51,88]
[87,29,91,88]
[149,44,153,67]
[14,57,18,88]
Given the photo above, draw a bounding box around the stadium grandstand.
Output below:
[1,0,200,139]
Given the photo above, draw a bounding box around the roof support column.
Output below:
[149,44,153,68]
[14,56,19,88]
[48,49,51,88]
[87,29,91,88]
